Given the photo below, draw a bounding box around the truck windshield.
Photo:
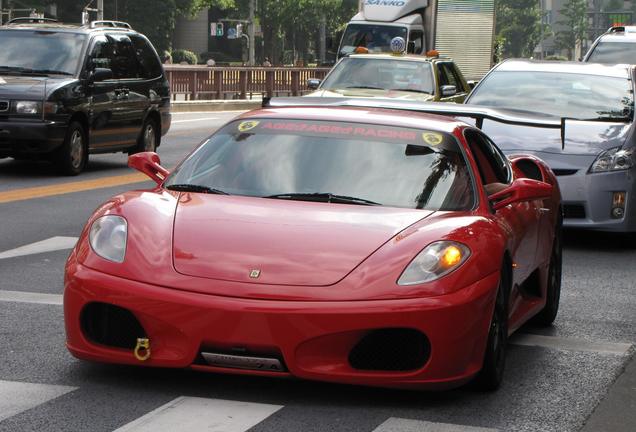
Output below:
[339,24,407,57]
[586,42,636,64]
[0,30,86,76]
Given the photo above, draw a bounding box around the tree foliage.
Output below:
[555,0,589,59]
[495,0,546,58]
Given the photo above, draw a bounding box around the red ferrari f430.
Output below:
[64,101,562,391]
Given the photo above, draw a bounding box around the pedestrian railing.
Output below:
[163,65,332,100]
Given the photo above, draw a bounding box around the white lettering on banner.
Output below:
[365,0,406,6]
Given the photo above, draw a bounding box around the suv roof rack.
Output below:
[89,20,132,29]
[6,17,58,25]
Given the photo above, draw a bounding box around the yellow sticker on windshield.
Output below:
[238,120,260,132]
[422,132,443,146]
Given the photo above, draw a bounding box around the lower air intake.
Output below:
[80,302,146,349]
[348,328,430,372]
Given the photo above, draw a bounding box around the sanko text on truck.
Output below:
[337,0,495,80]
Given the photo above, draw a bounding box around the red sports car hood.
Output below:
[173,194,433,286]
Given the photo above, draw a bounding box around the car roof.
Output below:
[347,53,452,63]
[0,22,138,35]
[237,106,464,134]
[493,59,631,78]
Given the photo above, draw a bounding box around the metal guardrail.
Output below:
[163,66,332,100]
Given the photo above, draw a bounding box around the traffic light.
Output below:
[216,22,224,37]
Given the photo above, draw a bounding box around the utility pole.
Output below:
[319,13,326,64]
[248,0,256,66]
[97,0,104,20]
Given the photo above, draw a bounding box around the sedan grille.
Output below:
[563,204,586,219]
[0,101,8,112]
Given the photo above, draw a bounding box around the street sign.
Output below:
[210,22,217,36]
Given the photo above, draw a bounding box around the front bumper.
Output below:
[64,261,499,390]
[0,119,67,157]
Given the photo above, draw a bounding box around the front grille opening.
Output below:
[563,204,586,219]
[80,302,146,349]
[349,328,431,372]
[553,169,578,177]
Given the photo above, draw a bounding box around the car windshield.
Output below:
[586,41,636,64]
[339,24,407,56]
[0,30,86,76]
[468,71,633,120]
[166,119,475,211]
[321,57,435,94]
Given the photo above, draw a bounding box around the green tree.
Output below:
[495,0,546,58]
[555,0,589,60]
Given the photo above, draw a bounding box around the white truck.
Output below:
[337,0,495,80]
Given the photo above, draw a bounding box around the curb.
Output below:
[171,100,262,113]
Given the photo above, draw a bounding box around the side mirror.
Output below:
[489,178,553,211]
[467,80,478,90]
[91,68,113,83]
[440,84,457,97]
[307,78,321,90]
[128,152,170,185]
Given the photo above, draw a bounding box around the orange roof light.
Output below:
[426,49,439,58]
[354,46,369,54]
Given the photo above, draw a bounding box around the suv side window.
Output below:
[130,34,163,79]
[107,33,139,79]
[464,130,511,185]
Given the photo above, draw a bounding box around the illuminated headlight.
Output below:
[14,101,42,115]
[397,241,471,286]
[589,147,634,173]
[89,215,128,263]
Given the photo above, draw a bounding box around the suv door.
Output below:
[437,62,468,103]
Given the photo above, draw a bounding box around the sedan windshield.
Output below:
[321,58,434,95]
[0,30,86,76]
[166,119,475,211]
[468,71,633,120]
[586,42,636,64]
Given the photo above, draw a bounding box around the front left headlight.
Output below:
[14,101,42,115]
[89,215,128,263]
[397,241,471,286]
[589,147,634,173]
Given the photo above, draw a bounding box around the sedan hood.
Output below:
[479,118,631,156]
[173,194,433,286]
[307,88,435,102]
[0,75,73,99]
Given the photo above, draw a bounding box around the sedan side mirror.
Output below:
[128,152,170,185]
[307,78,321,90]
[91,68,113,83]
[440,84,457,97]
[489,178,553,211]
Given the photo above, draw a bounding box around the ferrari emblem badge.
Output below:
[422,132,443,146]
[249,269,261,279]
[238,120,260,132]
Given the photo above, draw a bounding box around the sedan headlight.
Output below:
[397,241,471,286]
[89,215,128,263]
[589,147,634,173]
[14,101,42,115]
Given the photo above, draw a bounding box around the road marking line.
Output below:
[0,236,78,260]
[373,418,498,432]
[172,117,219,124]
[0,380,77,422]
[113,396,283,432]
[0,172,149,204]
[511,333,633,355]
[0,290,63,305]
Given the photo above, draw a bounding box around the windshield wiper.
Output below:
[0,66,72,76]
[345,85,385,90]
[166,184,230,195]
[264,192,380,206]
[389,88,432,94]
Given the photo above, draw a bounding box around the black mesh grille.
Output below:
[553,169,578,177]
[348,328,430,372]
[563,204,586,219]
[80,302,146,349]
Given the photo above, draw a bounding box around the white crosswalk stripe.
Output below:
[0,236,77,260]
[0,380,77,422]
[373,418,499,432]
[113,396,284,432]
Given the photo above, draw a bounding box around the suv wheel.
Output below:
[130,118,158,155]
[56,121,87,176]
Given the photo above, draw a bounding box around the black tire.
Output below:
[129,117,159,156]
[475,265,509,391]
[55,121,87,176]
[533,212,563,326]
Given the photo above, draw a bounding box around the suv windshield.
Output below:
[339,24,407,56]
[0,30,86,76]
[166,119,475,211]
[468,71,633,120]
[321,57,434,95]
[586,41,636,64]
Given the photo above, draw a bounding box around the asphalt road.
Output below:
[0,111,634,432]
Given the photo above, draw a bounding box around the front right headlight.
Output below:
[397,241,471,286]
[89,215,128,263]
[589,147,634,173]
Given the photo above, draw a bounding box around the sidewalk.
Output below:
[172,99,262,113]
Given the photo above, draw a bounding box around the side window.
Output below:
[107,33,139,79]
[130,35,163,79]
[408,30,424,54]
[465,130,511,185]
[88,35,113,72]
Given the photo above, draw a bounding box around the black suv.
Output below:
[0,18,171,175]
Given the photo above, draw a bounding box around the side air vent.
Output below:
[349,328,430,372]
[80,302,146,349]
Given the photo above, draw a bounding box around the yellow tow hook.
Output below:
[134,337,151,362]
